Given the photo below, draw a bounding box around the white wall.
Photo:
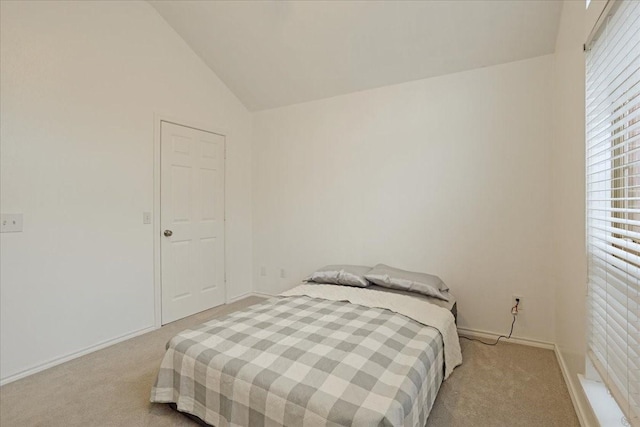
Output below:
[552,0,587,398]
[551,1,602,425]
[0,0,253,382]
[0,0,600,403]
[253,55,556,342]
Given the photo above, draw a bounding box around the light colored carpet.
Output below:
[0,297,579,426]
[427,338,579,427]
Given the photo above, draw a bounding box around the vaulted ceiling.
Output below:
[150,0,563,111]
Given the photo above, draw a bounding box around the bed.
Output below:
[150,283,462,426]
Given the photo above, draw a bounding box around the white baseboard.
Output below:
[0,325,156,387]
[554,346,596,427]
[457,327,555,350]
[0,290,587,427]
[226,291,253,304]
[227,291,275,303]
[250,291,276,299]
[2,294,275,386]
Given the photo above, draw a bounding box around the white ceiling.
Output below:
[150,1,562,111]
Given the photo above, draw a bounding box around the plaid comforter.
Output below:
[151,296,444,427]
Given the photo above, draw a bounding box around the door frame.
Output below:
[153,114,229,328]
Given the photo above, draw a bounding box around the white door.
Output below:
[160,121,225,324]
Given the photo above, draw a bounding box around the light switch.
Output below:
[143,212,152,224]
[1,214,23,233]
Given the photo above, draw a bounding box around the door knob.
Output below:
[164,229,173,237]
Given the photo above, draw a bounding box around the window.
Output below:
[611,102,640,256]
[586,0,640,425]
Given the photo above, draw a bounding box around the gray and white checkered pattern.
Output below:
[151,296,444,427]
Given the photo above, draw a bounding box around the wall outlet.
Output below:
[512,295,523,312]
[1,214,23,233]
[143,212,152,224]
[260,266,267,277]
[280,268,286,279]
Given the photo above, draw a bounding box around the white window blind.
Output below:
[586,0,640,425]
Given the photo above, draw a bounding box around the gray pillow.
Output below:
[364,264,450,301]
[306,265,372,288]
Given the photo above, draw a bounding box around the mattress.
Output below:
[151,286,461,426]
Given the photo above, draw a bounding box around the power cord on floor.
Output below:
[460,299,519,346]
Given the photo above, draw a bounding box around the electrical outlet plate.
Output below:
[512,295,523,311]
[1,214,23,233]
